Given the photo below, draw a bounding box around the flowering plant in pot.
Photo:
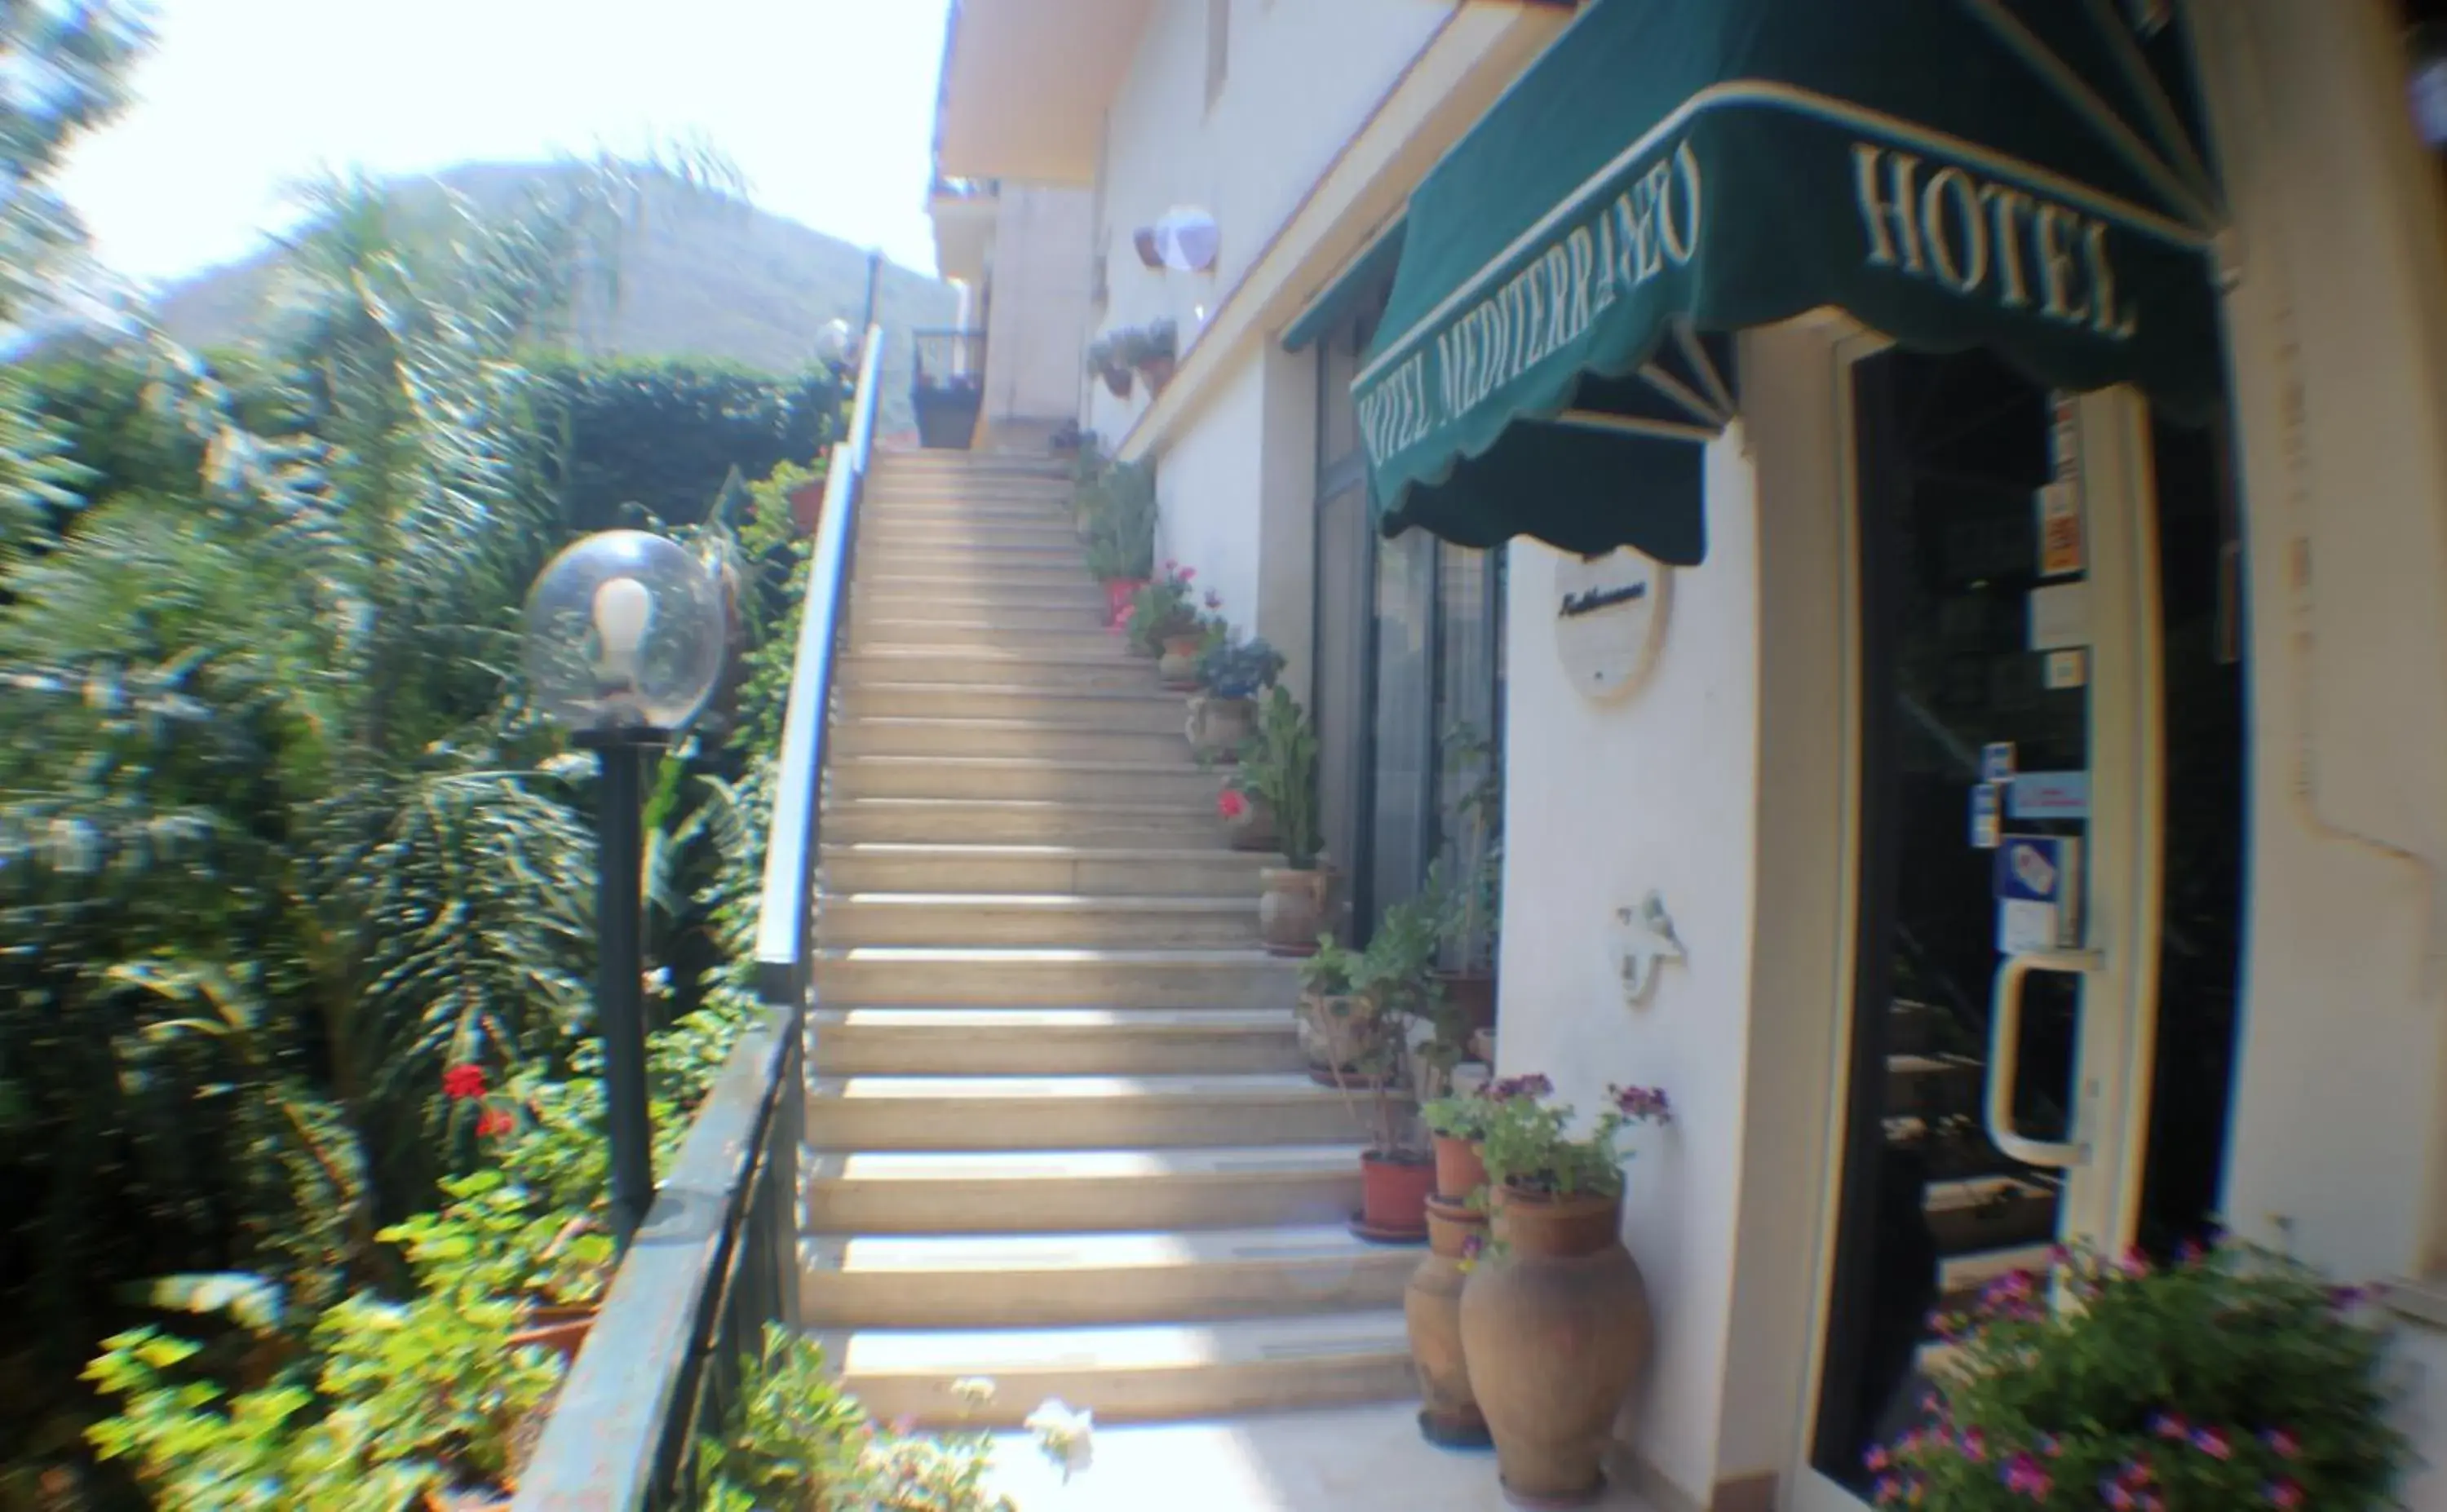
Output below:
[1126,561,1202,661]
[1870,1243,2406,1510]
[1216,777,1276,851]
[1295,936,1375,1085]
[1187,634,1284,759]
[1082,460,1155,626]
[1238,688,1326,953]
[1462,1078,1674,1507]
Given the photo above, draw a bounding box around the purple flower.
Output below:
[2150,1412,2188,1441]
[1487,1073,1553,1102]
[2192,1426,2232,1461]
[2266,1479,2305,1509]
[2001,1450,2051,1497]
[2262,1427,2301,1460]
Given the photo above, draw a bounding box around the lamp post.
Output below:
[522,529,728,1246]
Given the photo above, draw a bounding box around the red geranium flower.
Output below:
[1218,788,1249,820]
[442,1063,488,1102]
[475,1107,516,1139]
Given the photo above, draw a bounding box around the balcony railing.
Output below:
[911,327,988,449]
[509,324,883,1511]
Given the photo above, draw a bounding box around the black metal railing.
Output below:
[910,326,988,390]
[511,324,883,1510]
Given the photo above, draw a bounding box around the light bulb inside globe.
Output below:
[591,576,654,694]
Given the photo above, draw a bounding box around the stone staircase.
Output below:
[802,449,1414,1426]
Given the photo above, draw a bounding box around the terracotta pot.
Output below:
[1159,632,1205,689]
[1435,969,1499,1036]
[1102,577,1148,630]
[1186,694,1256,761]
[1355,1150,1433,1243]
[1259,866,1329,955]
[1220,787,1278,851]
[1432,1135,1489,1203]
[1469,1027,1498,1065]
[1409,1196,1493,1448]
[1298,991,1378,1081]
[1461,1188,1652,1508]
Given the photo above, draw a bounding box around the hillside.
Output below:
[150,161,960,435]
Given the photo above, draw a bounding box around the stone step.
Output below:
[806,1072,1368,1151]
[803,1143,1367,1235]
[835,714,1190,763]
[830,1311,1413,1427]
[852,551,1097,586]
[862,500,1076,526]
[842,649,1162,691]
[821,842,1271,895]
[1885,1053,1986,1118]
[850,620,1124,656]
[816,947,1300,1010]
[836,683,1185,729]
[854,577,1108,612]
[821,798,1228,847]
[821,892,1260,948]
[852,598,1111,634]
[859,521,1082,548]
[800,1224,1411,1329]
[810,1006,1303,1077]
[1926,1174,2059,1254]
[831,754,1216,805]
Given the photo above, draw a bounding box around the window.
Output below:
[1206,0,1231,113]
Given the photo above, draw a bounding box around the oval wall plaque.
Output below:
[1554,548,1670,701]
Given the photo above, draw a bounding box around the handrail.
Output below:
[513,325,883,1511]
[755,324,884,1006]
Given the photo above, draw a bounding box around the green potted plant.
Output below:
[1873,1245,2407,1511]
[1419,1083,1498,1204]
[1335,889,1441,1243]
[1086,333,1133,400]
[1187,633,1283,758]
[1295,935,1374,1085]
[1461,1077,1673,1506]
[1083,461,1156,627]
[1126,561,1202,669]
[1239,688,1326,953]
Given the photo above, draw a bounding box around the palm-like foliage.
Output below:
[0,153,763,1419]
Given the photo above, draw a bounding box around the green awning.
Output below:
[1356,0,2224,564]
[1283,219,1406,352]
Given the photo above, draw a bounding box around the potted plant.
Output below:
[1216,776,1276,852]
[1461,1079,1673,1507]
[1127,562,1204,673]
[1135,318,1179,393]
[1419,1081,1505,1205]
[1295,936,1375,1086]
[1082,461,1155,627]
[1239,688,1326,953]
[1334,889,1441,1244]
[1086,333,1133,400]
[1872,1245,2407,1511]
[1187,634,1283,758]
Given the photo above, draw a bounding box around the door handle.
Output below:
[1985,949,2106,1169]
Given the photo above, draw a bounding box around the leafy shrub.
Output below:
[1236,689,1321,868]
[1476,1077,1672,1201]
[1875,1245,2407,1510]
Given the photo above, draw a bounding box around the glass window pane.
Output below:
[1433,545,1502,966]
[1370,528,1436,925]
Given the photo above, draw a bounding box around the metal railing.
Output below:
[911,326,988,388]
[511,324,883,1510]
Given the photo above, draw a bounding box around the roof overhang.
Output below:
[935,0,1153,185]
[929,186,998,285]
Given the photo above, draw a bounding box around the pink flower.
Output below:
[442,1063,488,1102]
[1218,788,1249,820]
[2265,1479,2305,1509]
[1179,567,1195,581]
[2002,1450,2051,1498]
[476,1107,516,1138]
[2262,1427,2301,1460]
[2191,1426,2232,1460]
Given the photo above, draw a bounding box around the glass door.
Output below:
[1799,346,2179,1503]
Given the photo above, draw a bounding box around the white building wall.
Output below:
[1494,437,1763,1509]
[979,186,1098,431]
[1155,349,1267,634]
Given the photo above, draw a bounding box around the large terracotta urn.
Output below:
[1186,694,1255,760]
[1259,867,1328,955]
[1158,632,1205,689]
[1407,1196,1493,1448]
[1459,1187,1652,1508]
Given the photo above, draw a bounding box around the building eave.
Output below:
[934,0,1153,186]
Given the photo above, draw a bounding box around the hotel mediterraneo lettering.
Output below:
[1360,141,1706,467]
[1849,142,2139,340]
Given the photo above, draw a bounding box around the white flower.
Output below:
[1024,1398,1095,1482]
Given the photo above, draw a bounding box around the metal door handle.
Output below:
[1985,950,2106,1169]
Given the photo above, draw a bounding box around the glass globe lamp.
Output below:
[522,529,726,736]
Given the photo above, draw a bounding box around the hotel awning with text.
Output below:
[1353,0,2224,565]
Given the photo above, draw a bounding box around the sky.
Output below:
[55,0,954,290]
